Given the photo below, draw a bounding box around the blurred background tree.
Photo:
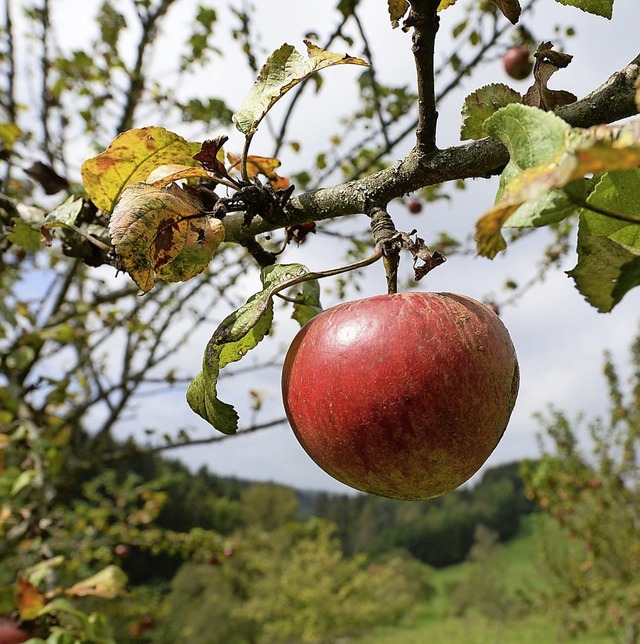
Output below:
[521,329,640,643]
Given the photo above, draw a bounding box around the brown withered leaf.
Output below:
[246,156,291,190]
[524,42,577,111]
[193,136,230,178]
[405,234,447,281]
[490,0,521,24]
[227,152,291,190]
[109,182,225,292]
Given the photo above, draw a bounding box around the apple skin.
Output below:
[281,292,519,500]
[503,45,532,80]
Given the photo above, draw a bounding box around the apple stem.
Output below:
[369,206,400,294]
[383,255,399,294]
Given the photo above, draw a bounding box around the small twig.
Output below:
[353,12,391,150]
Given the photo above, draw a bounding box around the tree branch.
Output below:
[221,53,640,241]
[408,0,440,155]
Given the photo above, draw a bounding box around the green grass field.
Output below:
[353,516,615,644]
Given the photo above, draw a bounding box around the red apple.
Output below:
[0,618,29,644]
[503,45,532,80]
[281,292,519,500]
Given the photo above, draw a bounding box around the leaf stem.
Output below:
[271,244,384,298]
[57,223,113,253]
[241,134,253,182]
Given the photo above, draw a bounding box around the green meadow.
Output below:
[355,517,615,644]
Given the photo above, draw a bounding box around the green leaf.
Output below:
[460,84,523,141]
[291,279,323,327]
[503,189,578,228]
[42,196,83,237]
[0,122,22,149]
[586,169,640,222]
[477,115,640,258]
[81,127,201,213]
[567,210,640,312]
[7,218,42,252]
[554,0,613,19]
[6,346,36,370]
[485,104,571,172]
[37,597,92,622]
[11,469,36,496]
[188,264,310,434]
[232,41,368,138]
[23,557,65,587]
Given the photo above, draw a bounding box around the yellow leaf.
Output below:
[388,0,409,27]
[81,127,201,213]
[15,578,46,620]
[438,0,458,10]
[66,565,128,599]
[147,164,211,186]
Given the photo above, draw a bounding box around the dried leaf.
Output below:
[109,182,224,292]
[24,161,69,195]
[247,156,291,189]
[490,0,521,23]
[233,41,369,137]
[523,42,577,111]
[193,136,230,178]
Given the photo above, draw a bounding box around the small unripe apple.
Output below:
[503,45,532,80]
[282,292,519,500]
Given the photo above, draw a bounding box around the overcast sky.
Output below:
[28,0,640,494]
